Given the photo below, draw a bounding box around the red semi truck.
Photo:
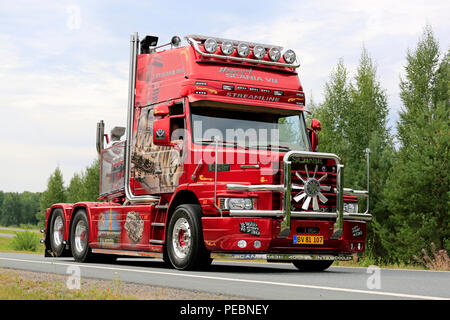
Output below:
[42,33,371,271]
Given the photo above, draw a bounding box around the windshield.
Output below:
[190,102,310,151]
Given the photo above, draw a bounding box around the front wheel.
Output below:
[292,260,334,272]
[166,204,212,270]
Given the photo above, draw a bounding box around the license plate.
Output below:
[293,235,323,245]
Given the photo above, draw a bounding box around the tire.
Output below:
[166,204,212,270]
[49,209,66,257]
[70,209,94,262]
[292,260,334,272]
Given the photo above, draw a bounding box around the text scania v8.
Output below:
[42,33,372,271]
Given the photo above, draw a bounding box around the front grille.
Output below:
[290,159,337,212]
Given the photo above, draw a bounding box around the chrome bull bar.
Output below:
[226,150,371,239]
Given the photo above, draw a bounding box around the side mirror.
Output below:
[153,117,171,146]
[311,119,321,131]
[309,119,321,152]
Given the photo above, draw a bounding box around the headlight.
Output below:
[221,40,234,55]
[344,203,358,213]
[237,42,250,57]
[220,198,254,210]
[269,47,281,61]
[283,49,296,64]
[204,38,218,53]
[253,45,266,59]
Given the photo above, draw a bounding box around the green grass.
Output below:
[0,233,44,254]
[0,268,136,300]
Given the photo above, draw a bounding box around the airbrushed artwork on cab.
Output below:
[97,209,121,248]
[124,211,144,243]
[131,106,183,194]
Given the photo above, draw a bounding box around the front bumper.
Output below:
[226,150,371,238]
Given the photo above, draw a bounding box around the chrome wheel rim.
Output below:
[74,220,87,253]
[172,217,191,259]
[52,216,64,247]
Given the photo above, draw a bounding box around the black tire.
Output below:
[166,204,212,270]
[292,260,334,272]
[70,209,94,262]
[49,209,66,257]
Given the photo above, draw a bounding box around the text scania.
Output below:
[219,67,278,83]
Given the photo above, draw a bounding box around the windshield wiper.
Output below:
[248,144,292,151]
[197,139,248,150]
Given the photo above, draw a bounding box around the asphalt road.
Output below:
[0,252,449,300]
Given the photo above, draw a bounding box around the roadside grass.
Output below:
[0,233,44,254]
[0,268,136,300]
[0,268,245,300]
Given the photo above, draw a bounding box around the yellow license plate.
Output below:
[293,235,323,245]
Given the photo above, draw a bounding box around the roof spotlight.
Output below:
[221,40,234,56]
[253,45,266,60]
[237,42,250,57]
[269,47,281,61]
[283,49,296,64]
[204,38,218,53]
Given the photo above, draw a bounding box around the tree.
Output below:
[66,159,101,203]
[380,26,449,263]
[314,50,394,261]
[37,167,66,226]
[83,159,101,201]
[1,193,22,226]
[67,173,85,203]
[314,58,352,158]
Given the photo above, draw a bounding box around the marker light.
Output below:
[237,42,250,57]
[283,49,296,64]
[253,45,266,60]
[204,38,218,53]
[269,47,281,61]
[221,40,234,55]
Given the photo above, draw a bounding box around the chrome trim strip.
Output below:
[331,164,344,239]
[343,188,369,197]
[226,184,284,192]
[211,253,352,261]
[229,209,372,221]
[240,164,260,169]
[151,222,165,227]
[186,37,300,69]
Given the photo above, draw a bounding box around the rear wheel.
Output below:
[49,209,66,257]
[166,204,212,270]
[292,260,333,272]
[70,209,94,262]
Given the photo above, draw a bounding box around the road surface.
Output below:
[0,252,448,300]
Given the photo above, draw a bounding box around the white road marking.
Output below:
[0,256,448,300]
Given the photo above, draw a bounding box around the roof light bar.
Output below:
[185,34,300,69]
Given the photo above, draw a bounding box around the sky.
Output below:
[0,0,449,193]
